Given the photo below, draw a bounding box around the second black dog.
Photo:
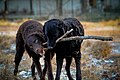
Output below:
[43,18,84,80]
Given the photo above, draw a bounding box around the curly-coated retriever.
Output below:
[42,18,84,80]
[14,20,45,80]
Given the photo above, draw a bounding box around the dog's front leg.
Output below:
[46,51,54,80]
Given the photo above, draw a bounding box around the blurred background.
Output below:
[0,0,120,20]
[0,0,120,80]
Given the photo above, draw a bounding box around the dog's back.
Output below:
[63,18,84,37]
[17,20,43,41]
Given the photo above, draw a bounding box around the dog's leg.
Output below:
[46,51,54,80]
[42,51,55,80]
[31,62,37,80]
[41,60,47,80]
[41,58,47,80]
[33,58,42,79]
[74,51,82,80]
[14,33,25,76]
[41,52,54,80]
[55,57,63,80]
[65,57,74,80]
[25,45,38,80]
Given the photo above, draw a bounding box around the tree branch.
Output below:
[58,36,113,42]
[42,29,73,45]
[56,29,73,43]
[42,29,113,46]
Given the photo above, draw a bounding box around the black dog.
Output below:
[42,18,84,80]
[14,20,45,80]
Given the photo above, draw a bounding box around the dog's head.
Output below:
[26,33,45,57]
[43,19,64,49]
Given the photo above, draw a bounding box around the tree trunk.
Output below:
[3,0,8,20]
[80,0,87,13]
[56,0,63,16]
[30,0,33,14]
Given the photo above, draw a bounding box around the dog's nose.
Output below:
[35,48,44,56]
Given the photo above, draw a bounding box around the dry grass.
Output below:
[0,35,32,80]
[81,19,120,42]
[82,41,112,58]
[100,19,120,27]
[0,52,33,80]
[0,19,46,32]
[0,36,15,54]
[0,19,30,31]
[0,19,32,27]
[0,53,15,80]
[0,19,18,27]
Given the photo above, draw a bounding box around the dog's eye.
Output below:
[29,45,33,49]
[34,39,38,43]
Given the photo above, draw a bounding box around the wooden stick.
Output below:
[56,29,73,43]
[58,36,113,42]
[42,29,113,46]
[42,29,74,45]
[42,42,47,46]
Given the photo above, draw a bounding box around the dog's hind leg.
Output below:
[14,33,25,76]
[74,51,82,80]
[55,57,63,80]
[65,57,74,80]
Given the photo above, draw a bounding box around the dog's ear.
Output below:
[35,33,45,42]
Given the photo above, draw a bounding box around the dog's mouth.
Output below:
[39,51,45,57]
[35,48,45,57]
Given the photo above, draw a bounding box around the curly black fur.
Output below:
[42,18,84,80]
